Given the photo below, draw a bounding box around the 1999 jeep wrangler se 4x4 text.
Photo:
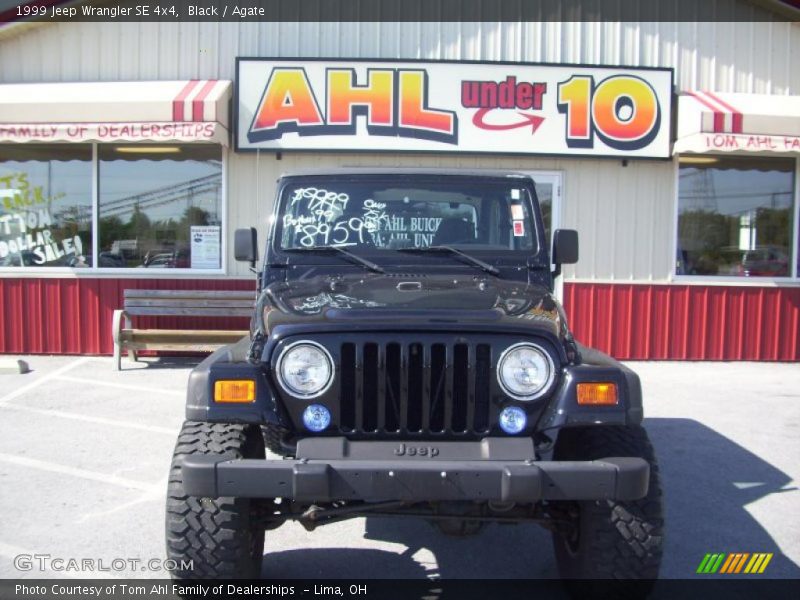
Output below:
[166,169,663,587]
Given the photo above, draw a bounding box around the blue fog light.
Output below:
[499,406,527,435]
[302,404,331,432]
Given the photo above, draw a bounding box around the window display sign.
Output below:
[190,225,221,269]
[0,145,92,268]
[236,59,673,158]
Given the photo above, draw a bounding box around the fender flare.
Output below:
[185,336,285,425]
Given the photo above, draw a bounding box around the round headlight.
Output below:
[497,343,555,400]
[276,341,334,398]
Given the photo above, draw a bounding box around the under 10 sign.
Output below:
[236,59,673,158]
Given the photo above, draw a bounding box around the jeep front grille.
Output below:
[339,341,492,435]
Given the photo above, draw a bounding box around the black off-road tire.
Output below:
[166,421,266,579]
[261,423,291,456]
[551,425,664,598]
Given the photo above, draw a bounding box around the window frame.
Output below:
[0,142,227,277]
[671,154,800,285]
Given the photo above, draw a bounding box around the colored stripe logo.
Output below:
[704,91,743,134]
[687,90,744,134]
[696,553,773,574]
[172,80,219,122]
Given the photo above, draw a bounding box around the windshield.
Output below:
[276,178,538,253]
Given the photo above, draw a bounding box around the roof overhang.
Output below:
[0,80,231,145]
[674,91,800,155]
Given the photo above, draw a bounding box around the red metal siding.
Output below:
[563,283,800,361]
[0,278,253,355]
[0,278,798,360]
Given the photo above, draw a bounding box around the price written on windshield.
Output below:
[284,190,445,248]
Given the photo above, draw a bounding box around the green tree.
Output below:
[129,205,152,239]
[176,206,210,242]
[755,207,791,250]
[99,215,127,251]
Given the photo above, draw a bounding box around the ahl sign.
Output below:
[235,58,673,158]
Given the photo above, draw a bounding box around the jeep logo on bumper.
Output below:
[394,443,440,458]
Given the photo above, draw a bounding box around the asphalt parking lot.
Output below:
[0,356,797,581]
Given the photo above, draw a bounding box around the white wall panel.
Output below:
[97,23,119,80]
[6,20,796,91]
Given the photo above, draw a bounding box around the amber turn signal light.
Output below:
[214,380,256,403]
[576,382,618,405]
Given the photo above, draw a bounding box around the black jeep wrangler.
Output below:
[166,168,663,586]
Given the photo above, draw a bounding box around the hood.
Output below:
[263,272,568,338]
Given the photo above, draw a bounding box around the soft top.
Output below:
[278,167,533,180]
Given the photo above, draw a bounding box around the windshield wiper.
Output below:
[284,246,386,274]
[398,245,500,276]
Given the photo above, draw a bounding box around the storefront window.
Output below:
[98,145,222,269]
[676,156,796,277]
[0,145,92,267]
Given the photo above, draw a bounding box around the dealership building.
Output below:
[0,2,799,360]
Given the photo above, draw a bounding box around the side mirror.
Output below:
[552,229,578,278]
[234,227,258,266]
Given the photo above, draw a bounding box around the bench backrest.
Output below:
[123,289,255,317]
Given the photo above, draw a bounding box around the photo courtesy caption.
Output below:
[16,584,368,596]
[16,585,106,597]
[16,584,297,597]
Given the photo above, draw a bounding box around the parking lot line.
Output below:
[0,358,93,406]
[0,404,176,435]
[0,452,161,493]
[76,481,167,524]
[55,375,185,397]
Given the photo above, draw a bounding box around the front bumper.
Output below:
[181,437,649,503]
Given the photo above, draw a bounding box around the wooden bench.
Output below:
[112,289,253,370]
